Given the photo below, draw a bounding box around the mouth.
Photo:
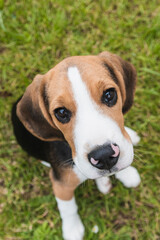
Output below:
[74,158,119,179]
[98,166,119,177]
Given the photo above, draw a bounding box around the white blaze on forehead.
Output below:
[67,66,133,179]
[67,66,95,116]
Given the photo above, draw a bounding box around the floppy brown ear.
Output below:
[99,51,137,114]
[17,74,64,141]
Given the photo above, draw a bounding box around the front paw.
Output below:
[115,166,141,188]
[62,214,84,240]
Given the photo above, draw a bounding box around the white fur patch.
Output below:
[56,197,84,240]
[115,166,141,188]
[67,66,134,179]
[40,161,51,167]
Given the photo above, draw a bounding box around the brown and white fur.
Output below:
[12,51,141,240]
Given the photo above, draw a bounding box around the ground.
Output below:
[0,0,160,239]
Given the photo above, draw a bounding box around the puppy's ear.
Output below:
[99,51,137,114]
[17,74,64,141]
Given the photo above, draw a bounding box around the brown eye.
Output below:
[54,107,71,123]
[101,88,117,107]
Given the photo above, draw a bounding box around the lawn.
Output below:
[0,0,160,239]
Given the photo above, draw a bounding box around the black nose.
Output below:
[88,143,120,170]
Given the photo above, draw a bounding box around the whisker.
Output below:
[58,158,73,168]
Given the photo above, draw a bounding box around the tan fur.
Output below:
[45,65,77,157]
[49,168,80,200]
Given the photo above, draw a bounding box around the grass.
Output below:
[0,0,160,239]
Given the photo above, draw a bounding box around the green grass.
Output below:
[0,0,160,239]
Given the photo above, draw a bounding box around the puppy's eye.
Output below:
[54,107,71,123]
[101,88,117,107]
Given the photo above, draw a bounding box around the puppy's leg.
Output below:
[95,176,112,194]
[115,166,141,188]
[49,169,85,240]
[125,126,140,146]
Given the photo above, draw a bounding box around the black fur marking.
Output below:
[121,61,136,114]
[11,97,73,181]
[103,63,119,85]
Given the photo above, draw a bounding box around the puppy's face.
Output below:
[17,52,137,179]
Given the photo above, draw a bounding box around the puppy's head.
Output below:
[17,51,137,179]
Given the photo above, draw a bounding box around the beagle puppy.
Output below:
[12,51,141,240]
